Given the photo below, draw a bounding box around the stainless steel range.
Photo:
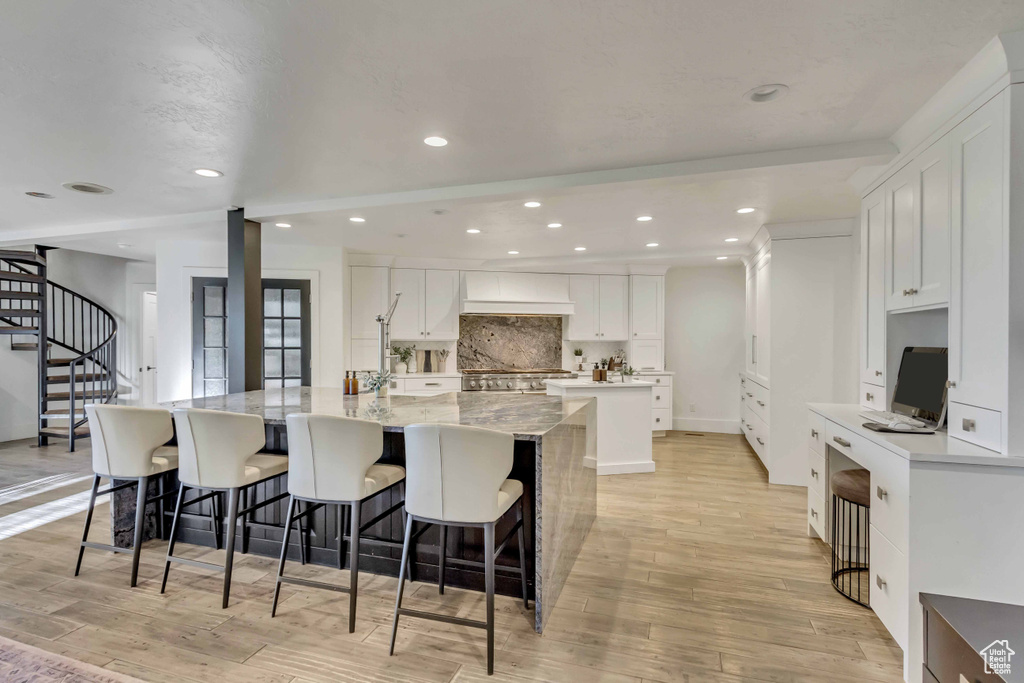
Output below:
[461,368,577,393]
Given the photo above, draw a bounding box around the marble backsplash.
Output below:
[458,315,562,369]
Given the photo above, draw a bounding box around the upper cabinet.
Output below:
[390,268,460,341]
[884,137,951,311]
[861,186,886,387]
[630,275,663,340]
[568,274,628,340]
[350,266,390,339]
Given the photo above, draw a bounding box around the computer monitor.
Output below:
[891,347,948,427]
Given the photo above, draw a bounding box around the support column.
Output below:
[227,209,262,393]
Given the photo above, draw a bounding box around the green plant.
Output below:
[573,348,584,356]
[621,365,637,376]
[391,345,413,364]
[365,370,393,392]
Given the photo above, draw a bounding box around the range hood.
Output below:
[460,271,575,316]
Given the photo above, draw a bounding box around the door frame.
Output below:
[129,282,157,404]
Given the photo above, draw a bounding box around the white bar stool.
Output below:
[163,408,289,608]
[77,405,179,587]
[272,414,406,632]
[389,424,528,675]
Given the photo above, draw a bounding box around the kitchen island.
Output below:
[121,389,596,632]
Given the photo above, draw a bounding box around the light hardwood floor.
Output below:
[0,432,903,682]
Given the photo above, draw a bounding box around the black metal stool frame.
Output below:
[830,490,870,607]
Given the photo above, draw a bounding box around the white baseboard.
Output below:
[597,461,657,476]
[672,417,742,434]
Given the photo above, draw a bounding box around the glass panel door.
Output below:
[191,277,229,397]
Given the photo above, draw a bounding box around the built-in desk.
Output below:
[807,404,1024,683]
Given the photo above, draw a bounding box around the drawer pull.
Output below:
[875,370,882,377]
[756,437,764,445]
[865,392,874,402]
[962,418,976,432]
[909,288,918,295]
[811,429,819,438]
[756,400,765,407]
[902,289,909,296]
[656,379,661,384]
[425,382,441,386]
[746,425,753,431]
[810,508,818,519]
[811,468,818,479]
[832,436,851,448]
[876,486,887,500]
[656,395,661,401]
[655,417,661,423]
[740,396,745,401]
[746,392,753,398]
[876,575,886,590]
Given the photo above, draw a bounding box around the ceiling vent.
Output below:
[62,182,113,195]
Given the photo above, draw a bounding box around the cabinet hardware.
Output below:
[946,380,956,389]
[634,332,638,336]
[756,400,765,406]
[752,335,757,364]
[902,289,909,296]
[811,468,818,478]
[909,288,918,295]
[962,418,976,432]
[875,370,883,377]
[656,378,661,383]
[866,392,874,402]
[811,429,819,438]
[811,509,818,518]
[740,396,745,401]
[656,395,661,400]
[425,382,441,387]
[832,436,851,448]
[746,425,753,431]
[746,392,753,398]
[756,437,764,445]
[655,417,661,423]
[876,486,887,500]
[876,575,886,589]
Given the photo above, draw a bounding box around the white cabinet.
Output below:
[641,372,673,434]
[567,274,628,340]
[390,268,460,341]
[350,266,390,339]
[754,252,771,386]
[744,265,757,376]
[630,339,663,372]
[630,275,663,340]
[884,137,951,311]
[948,91,1007,450]
[861,186,886,388]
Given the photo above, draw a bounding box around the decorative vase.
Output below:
[408,356,418,374]
[623,375,633,383]
[395,362,408,375]
[375,385,388,398]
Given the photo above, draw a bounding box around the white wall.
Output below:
[664,265,745,433]
[155,238,345,402]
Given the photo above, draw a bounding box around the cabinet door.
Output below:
[631,275,663,340]
[949,92,1007,418]
[350,266,390,339]
[913,137,951,308]
[630,339,663,371]
[424,270,460,340]
[598,275,629,340]
[567,275,599,340]
[390,268,425,340]
[861,187,886,386]
[885,165,917,311]
[745,263,757,376]
[755,254,771,386]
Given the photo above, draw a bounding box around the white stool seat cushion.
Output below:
[243,454,290,485]
[150,447,179,475]
[497,478,523,517]
[364,464,406,498]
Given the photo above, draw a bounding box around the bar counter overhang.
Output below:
[111,388,597,633]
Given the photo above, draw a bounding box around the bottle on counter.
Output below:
[343,371,351,395]
[349,372,359,395]
[592,363,602,382]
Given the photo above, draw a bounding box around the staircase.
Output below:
[0,247,118,451]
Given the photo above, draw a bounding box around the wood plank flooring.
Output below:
[0,431,903,682]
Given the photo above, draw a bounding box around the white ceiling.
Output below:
[3,1,1024,261]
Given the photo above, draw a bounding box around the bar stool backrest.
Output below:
[173,408,267,488]
[285,414,384,501]
[86,405,174,478]
[403,424,514,523]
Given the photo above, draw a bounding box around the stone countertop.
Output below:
[164,387,593,439]
[545,378,655,389]
[392,372,462,378]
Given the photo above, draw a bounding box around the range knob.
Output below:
[506,381,513,388]
[470,380,477,388]
[530,382,537,389]
[486,380,493,387]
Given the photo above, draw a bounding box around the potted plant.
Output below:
[392,345,413,374]
[621,365,637,383]
[573,347,584,370]
[366,369,393,398]
[437,348,451,373]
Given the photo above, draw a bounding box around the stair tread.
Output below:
[11,342,51,351]
[47,358,75,366]
[0,272,44,284]
[0,292,43,300]
[0,309,40,317]
[0,250,46,265]
[0,326,39,334]
[40,427,90,438]
[47,373,109,384]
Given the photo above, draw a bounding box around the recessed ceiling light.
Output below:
[636,216,653,222]
[193,168,223,178]
[62,182,113,195]
[424,136,448,147]
[507,250,520,255]
[646,242,659,248]
[736,207,756,214]
[466,228,481,234]
[547,223,562,229]
[116,243,132,249]
[743,84,789,103]
[725,237,739,242]
[349,217,366,223]
[574,247,587,251]
[523,201,541,208]
[717,256,728,260]
[25,191,54,199]
[275,223,292,229]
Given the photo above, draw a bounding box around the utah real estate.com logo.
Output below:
[980,639,1015,676]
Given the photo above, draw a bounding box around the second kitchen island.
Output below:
[132,388,596,632]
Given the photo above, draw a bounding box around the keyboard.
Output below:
[859,410,927,428]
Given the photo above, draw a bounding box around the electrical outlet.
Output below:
[689,403,696,413]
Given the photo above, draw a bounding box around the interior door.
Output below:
[141,291,158,404]
[192,278,229,398]
[598,275,629,340]
[861,187,886,387]
[261,280,312,389]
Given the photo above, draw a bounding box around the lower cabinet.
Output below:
[389,376,462,395]
[641,372,673,434]
[869,524,909,650]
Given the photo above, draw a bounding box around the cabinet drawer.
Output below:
[644,373,672,387]
[824,421,864,460]
[869,451,909,554]
[652,408,671,430]
[808,412,826,455]
[807,489,825,539]
[860,382,886,410]
[808,449,826,500]
[402,377,462,392]
[869,524,908,649]
[948,401,1002,453]
[748,383,769,424]
[652,386,671,407]
[751,414,769,466]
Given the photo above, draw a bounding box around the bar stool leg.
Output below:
[389,514,414,655]
[348,500,361,633]
[221,487,240,609]
[484,521,495,675]
[161,485,187,593]
[74,474,101,576]
[516,498,529,609]
[130,475,149,588]
[336,504,345,569]
[210,491,223,550]
[438,524,447,595]
[240,486,250,555]
[157,474,166,540]
[271,494,297,617]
